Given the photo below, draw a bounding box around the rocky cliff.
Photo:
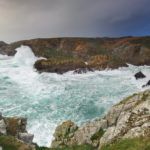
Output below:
[51,89,150,149]
[0,36,150,73]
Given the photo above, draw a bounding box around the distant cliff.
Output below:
[0,36,150,73]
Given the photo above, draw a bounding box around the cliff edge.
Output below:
[51,89,150,149]
[0,37,150,73]
[0,90,150,150]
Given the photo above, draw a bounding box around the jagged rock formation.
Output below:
[0,113,34,150]
[0,36,150,73]
[134,71,146,80]
[143,80,150,88]
[51,90,150,149]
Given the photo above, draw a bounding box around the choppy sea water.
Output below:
[0,46,149,146]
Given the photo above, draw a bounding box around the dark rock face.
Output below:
[0,41,7,47]
[134,71,146,79]
[73,68,94,74]
[0,112,2,120]
[0,41,8,55]
[34,58,87,74]
[1,36,150,73]
[142,80,150,87]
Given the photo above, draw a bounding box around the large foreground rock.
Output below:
[134,71,146,79]
[143,80,150,87]
[51,90,150,149]
[0,114,34,146]
[51,120,78,148]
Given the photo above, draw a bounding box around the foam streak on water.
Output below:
[0,46,149,146]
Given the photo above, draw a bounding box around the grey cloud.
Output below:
[0,0,150,43]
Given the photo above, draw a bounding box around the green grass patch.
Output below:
[101,137,150,150]
[36,144,94,150]
[0,136,32,150]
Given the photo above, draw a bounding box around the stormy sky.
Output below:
[0,0,150,43]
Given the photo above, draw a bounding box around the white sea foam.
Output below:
[14,45,38,66]
[0,46,149,146]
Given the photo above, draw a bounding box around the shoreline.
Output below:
[0,36,150,74]
[0,89,149,150]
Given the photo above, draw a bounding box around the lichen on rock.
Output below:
[51,90,150,149]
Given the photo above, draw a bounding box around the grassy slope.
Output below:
[0,136,32,150]
[36,145,94,150]
[101,137,150,150]
[0,134,150,150]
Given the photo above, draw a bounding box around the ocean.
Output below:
[0,46,149,146]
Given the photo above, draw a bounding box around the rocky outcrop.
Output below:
[134,71,146,79]
[0,113,34,150]
[0,36,150,73]
[143,80,150,88]
[34,58,87,74]
[51,90,150,149]
[73,68,94,74]
[0,41,8,55]
[4,117,27,137]
[51,121,78,148]
[0,41,7,48]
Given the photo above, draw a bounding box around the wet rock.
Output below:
[73,68,94,74]
[134,71,146,79]
[142,80,150,88]
[0,42,8,55]
[18,132,34,144]
[0,112,2,120]
[34,58,86,74]
[0,41,7,47]
[0,119,7,135]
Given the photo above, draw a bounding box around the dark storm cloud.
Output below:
[0,0,150,43]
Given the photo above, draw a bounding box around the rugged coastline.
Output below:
[0,37,150,149]
[0,89,150,150]
[0,36,150,74]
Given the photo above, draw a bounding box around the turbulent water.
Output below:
[0,46,150,146]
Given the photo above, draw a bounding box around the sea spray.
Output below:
[13,45,38,66]
[0,46,150,146]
